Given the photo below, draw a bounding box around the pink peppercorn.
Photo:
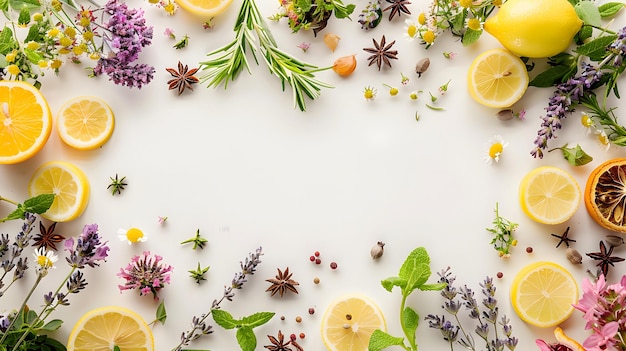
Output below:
[315,258,321,264]
[330,262,338,269]
[314,251,320,257]
[309,256,315,262]
[308,307,315,315]
[299,333,305,339]
[290,334,297,342]
[497,272,503,279]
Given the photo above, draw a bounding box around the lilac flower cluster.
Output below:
[0,213,36,296]
[173,247,263,351]
[93,0,155,89]
[117,251,173,300]
[425,267,518,351]
[64,223,110,269]
[531,63,602,158]
[571,275,626,351]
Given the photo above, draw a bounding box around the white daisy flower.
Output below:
[484,134,508,164]
[596,130,611,151]
[404,19,418,40]
[581,112,594,134]
[33,247,58,276]
[117,227,149,245]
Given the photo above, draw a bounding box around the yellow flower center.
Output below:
[467,18,481,31]
[126,228,145,243]
[423,30,435,44]
[581,114,593,128]
[489,143,503,158]
[37,255,53,268]
[460,0,472,8]
[417,12,426,25]
[598,133,609,146]
[7,65,20,76]
[407,24,417,37]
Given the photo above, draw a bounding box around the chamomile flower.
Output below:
[465,17,483,31]
[421,30,436,45]
[364,86,377,101]
[484,135,508,164]
[417,11,427,25]
[596,130,611,151]
[404,19,418,40]
[118,227,149,245]
[581,112,594,134]
[33,247,58,276]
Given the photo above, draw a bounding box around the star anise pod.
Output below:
[166,61,199,95]
[32,221,65,251]
[383,0,411,20]
[363,35,398,71]
[265,267,299,297]
[586,240,625,277]
[264,330,303,351]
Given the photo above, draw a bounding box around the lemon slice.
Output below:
[28,161,90,222]
[67,306,154,351]
[321,294,386,351]
[510,261,578,328]
[56,96,115,150]
[0,81,52,164]
[175,0,233,18]
[467,48,529,108]
[519,166,581,225]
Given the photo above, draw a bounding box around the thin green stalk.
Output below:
[0,274,44,345]
[399,295,415,351]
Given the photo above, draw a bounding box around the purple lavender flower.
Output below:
[93,0,155,88]
[64,223,109,268]
[609,26,626,66]
[117,251,173,300]
[0,314,9,333]
[531,63,602,158]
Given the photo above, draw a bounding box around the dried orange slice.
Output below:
[585,158,626,233]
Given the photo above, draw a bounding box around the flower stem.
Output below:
[0,274,44,346]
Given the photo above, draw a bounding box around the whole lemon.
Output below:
[484,0,582,58]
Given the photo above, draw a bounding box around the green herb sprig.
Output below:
[180,229,208,250]
[486,203,518,257]
[189,262,210,283]
[548,143,594,166]
[198,0,333,111]
[212,309,275,351]
[368,247,446,351]
[0,194,54,223]
[107,174,127,196]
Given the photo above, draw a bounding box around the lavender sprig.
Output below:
[172,247,263,351]
[0,213,36,296]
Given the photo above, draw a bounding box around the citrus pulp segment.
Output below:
[175,0,233,18]
[28,161,90,222]
[585,158,626,233]
[554,327,585,351]
[67,306,154,351]
[510,261,578,328]
[0,81,52,164]
[56,96,115,150]
[519,166,581,225]
[321,294,386,351]
[467,48,529,108]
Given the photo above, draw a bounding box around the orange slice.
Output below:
[584,158,626,233]
[0,81,52,164]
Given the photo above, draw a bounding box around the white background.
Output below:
[2,0,626,350]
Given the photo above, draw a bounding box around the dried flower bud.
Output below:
[370,241,385,259]
[497,109,514,121]
[566,248,583,265]
[605,235,625,247]
[332,55,357,76]
[415,58,430,77]
[324,33,341,52]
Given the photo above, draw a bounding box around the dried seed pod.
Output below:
[566,248,583,265]
[370,241,385,259]
[605,235,625,247]
[497,109,514,121]
[332,55,357,76]
[415,58,430,77]
[324,33,341,52]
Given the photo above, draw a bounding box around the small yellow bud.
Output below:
[59,37,72,47]
[64,27,77,38]
[47,28,60,38]
[26,41,40,50]
[7,64,20,75]
[38,60,49,68]
[33,13,44,21]
[5,51,17,63]
[83,31,94,41]
[79,17,90,27]
[50,59,62,69]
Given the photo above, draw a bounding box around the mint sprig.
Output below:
[369,247,446,351]
[0,194,55,223]
[212,309,275,351]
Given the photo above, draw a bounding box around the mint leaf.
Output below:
[156,301,167,324]
[114,347,121,351]
[235,327,256,351]
[560,144,593,166]
[401,306,418,347]
[381,276,406,292]
[598,2,624,17]
[0,26,16,55]
[368,329,405,351]
[23,194,55,214]
[418,282,447,291]
[239,312,274,328]
[575,0,602,26]
[575,35,616,59]
[17,7,30,25]
[398,247,431,294]
[211,309,238,330]
[40,319,62,331]
[3,208,25,221]
[462,28,481,46]
[529,64,576,87]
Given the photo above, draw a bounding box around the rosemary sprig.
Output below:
[198,0,332,111]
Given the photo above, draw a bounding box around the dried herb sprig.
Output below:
[198,0,332,111]
[485,203,518,258]
[171,247,263,351]
[189,262,210,284]
[107,174,127,195]
[180,229,208,250]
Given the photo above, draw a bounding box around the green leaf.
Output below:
[367,329,405,351]
[398,247,431,294]
[0,26,16,55]
[211,309,238,330]
[574,35,616,57]
[17,7,30,26]
[24,47,43,64]
[598,2,624,17]
[575,25,593,44]
[401,307,418,347]
[0,0,8,11]
[24,23,42,42]
[575,1,602,26]
[529,64,576,87]
[58,0,79,10]
[4,207,25,221]
[23,194,55,214]
[236,327,256,351]
[461,28,481,46]
[239,312,274,328]
[156,301,167,324]
[40,319,63,331]
[418,282,447,291]
[559,144,593,166]
[114,346,121,351]
[9,0,40,10]
[380,276,406,292]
